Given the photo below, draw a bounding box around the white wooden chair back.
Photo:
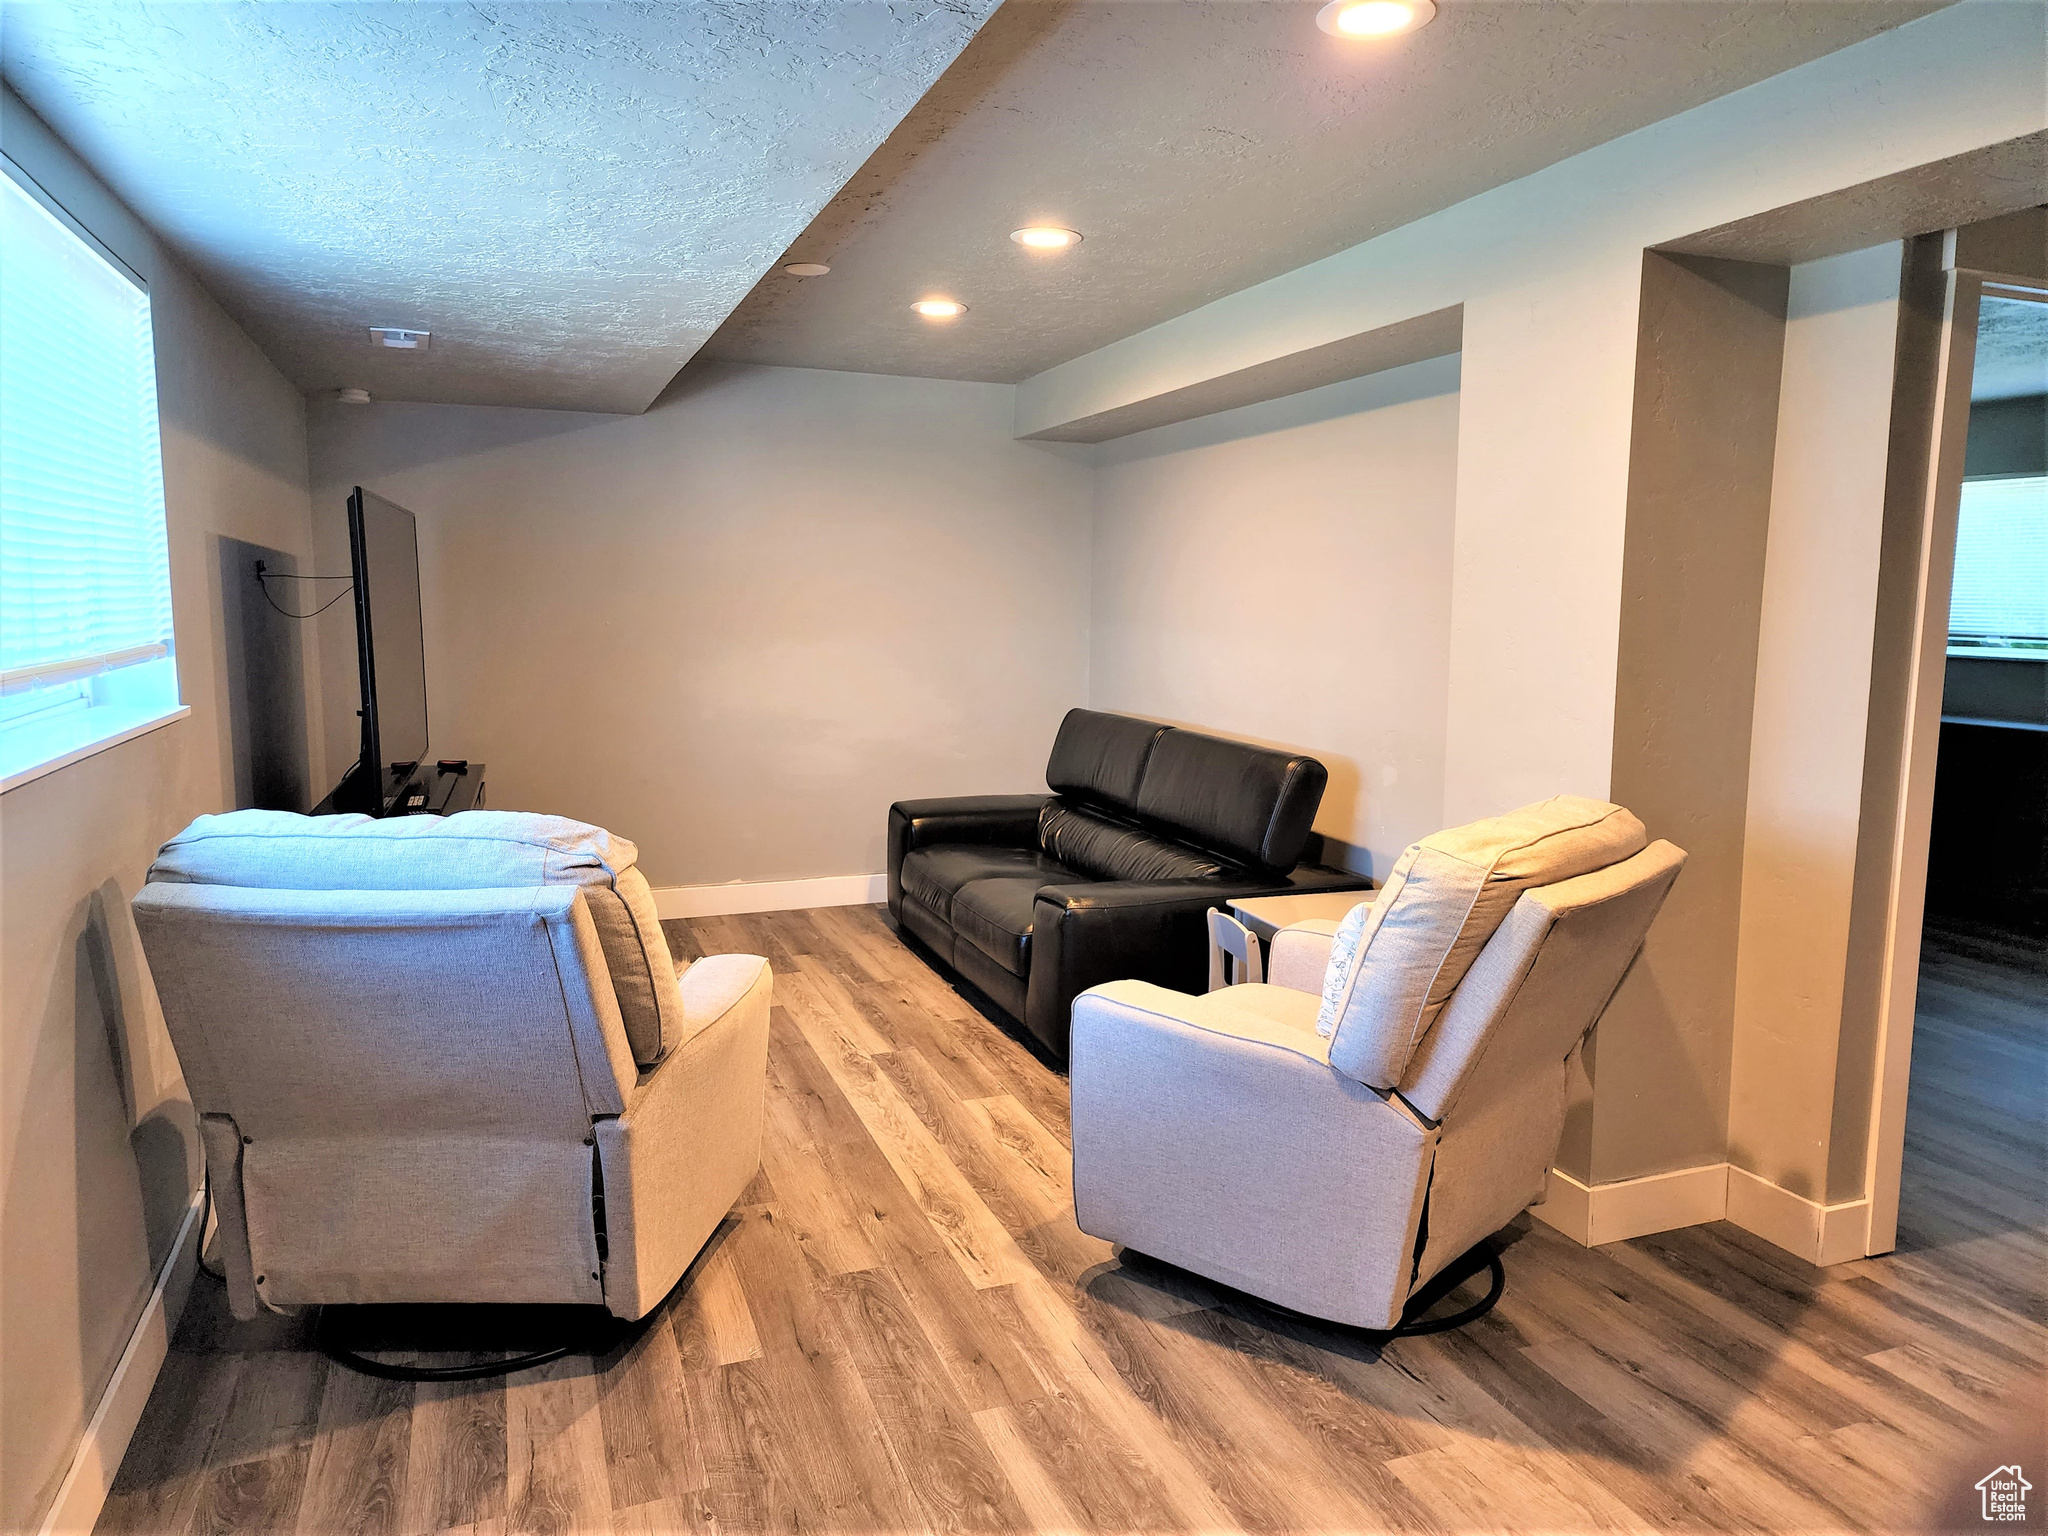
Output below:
[1206,907,1263,991]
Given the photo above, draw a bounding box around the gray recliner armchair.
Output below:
[1070,796,1684,1331]
[132,810,771,1327]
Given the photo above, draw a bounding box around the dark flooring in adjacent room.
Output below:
[96,906,2046,1535]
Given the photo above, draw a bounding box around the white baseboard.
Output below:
[1725,1164,1871,1266]
[1529,1165,1595,1242]
[37,1188,204,1536]
[1534,1160,1871,1265]
[651,872,886,920]
[1533,1162,1729,1247]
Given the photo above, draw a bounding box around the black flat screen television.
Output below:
[345,487,430,813]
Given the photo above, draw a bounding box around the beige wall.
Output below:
[1441,253,1651,825]
[0,89,318,1534]
[1088,356,1461,877]
[1729,244,1906,1203]
[1575,254,1789,1184]
[306,363,1093,888]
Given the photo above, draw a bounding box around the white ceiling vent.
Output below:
[368,327,429,350]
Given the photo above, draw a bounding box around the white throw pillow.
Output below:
[1315,887,1394,1035]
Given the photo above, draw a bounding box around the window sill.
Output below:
[0,704,191,795]
[1947,648,2047,663]
[1941,714,2048,734]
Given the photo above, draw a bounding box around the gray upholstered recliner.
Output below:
[132,810,771,1324]
[1070,796,1684,1331]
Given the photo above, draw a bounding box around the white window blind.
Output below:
[0,159,182,788]
[1950,475,2048,660]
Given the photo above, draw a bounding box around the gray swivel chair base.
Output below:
[314,1302,637,1381]
[317,1329,576,1382]
[1126,1238,1507,1342]
[1377,1242,1507,1337]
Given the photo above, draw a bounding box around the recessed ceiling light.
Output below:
[912,298,968,320]
[784,262,831,277]
[1316,0,1435,38]
[1010,226,1082,251]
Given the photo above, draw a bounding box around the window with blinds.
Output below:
[0,158,183,789]
[1950,474,2048,660]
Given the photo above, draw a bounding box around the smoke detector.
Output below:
[335,387,372,405]
[368,327,429,349]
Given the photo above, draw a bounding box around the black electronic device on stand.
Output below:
[298,488,484,817]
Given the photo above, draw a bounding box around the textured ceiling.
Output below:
[703,0,1951,384]
[0,1,1000,413]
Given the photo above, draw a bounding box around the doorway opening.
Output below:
[1869,238,2044,1283]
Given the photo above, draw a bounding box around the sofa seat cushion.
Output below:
[951,876,1047,978]
[148,808,682,1070]
[898,844,1079,924]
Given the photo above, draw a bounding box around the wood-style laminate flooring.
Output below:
[97,907,2045,1535]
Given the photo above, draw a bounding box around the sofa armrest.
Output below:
[890,794,1049,848]
[598,953,772,1320]
[1269,917,1344,995]
[1026,875,1298,1053]
[887,794,1050,919]
[663,952,772,1056]
[1075,977,1333,1065]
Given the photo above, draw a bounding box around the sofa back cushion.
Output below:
[1038,799,1230,883]
[148,809,681,1069]
[1046,709,1169,812]
[1317,797,1648,1088]
[1044,709,1329,872]
[1132,729,1327,871]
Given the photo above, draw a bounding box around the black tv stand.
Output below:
[312,759,485,818]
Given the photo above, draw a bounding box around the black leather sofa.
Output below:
[888,709,1371,1059]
